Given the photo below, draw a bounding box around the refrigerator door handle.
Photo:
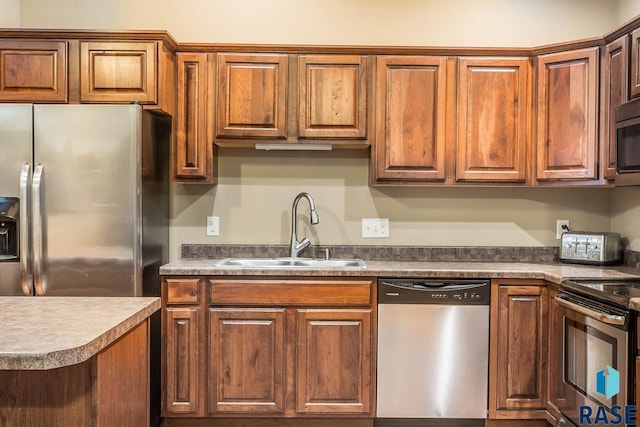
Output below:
[32,164,46,296]
[19,163,33,296]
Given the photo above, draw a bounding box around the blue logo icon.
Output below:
[596,365,620,400]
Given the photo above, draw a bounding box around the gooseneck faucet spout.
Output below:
[290,192,319,258]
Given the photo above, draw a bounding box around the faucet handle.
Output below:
[296,237,310,252]
[324,248,330,260]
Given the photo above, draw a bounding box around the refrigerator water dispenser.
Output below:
[0,197,19,260]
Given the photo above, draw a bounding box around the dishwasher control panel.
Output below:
[378,279,491,305]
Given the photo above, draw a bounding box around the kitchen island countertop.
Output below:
[0,297,160,370]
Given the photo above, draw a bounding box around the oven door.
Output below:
[551,292,630,426]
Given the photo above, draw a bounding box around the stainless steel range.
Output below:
[551,279,639,427]
[562,279,640,307]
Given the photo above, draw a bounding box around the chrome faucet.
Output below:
[289,192,319,258]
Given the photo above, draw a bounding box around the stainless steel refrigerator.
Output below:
[0,103,170,426]
[0,104,169,297]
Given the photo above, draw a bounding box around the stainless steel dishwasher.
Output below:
[376,278,490,427]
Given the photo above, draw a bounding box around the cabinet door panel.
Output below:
[457,58,529,182]
[536,48,598,181]
[631,28,640,99]
[175,52,214,183]
[0,41,67,102]
[80,41,157,103]
[295,309,372,415]
[602,36,629,179]
[547,288,565,417]
[165,308,200,414]
[374,56,448,181]
[217,53,288,138]
[494,285,548,412]
[298,55,367,139]
[208,308,286,414]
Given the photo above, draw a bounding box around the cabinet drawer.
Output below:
[209,279,373,306]
[166,278,200,304]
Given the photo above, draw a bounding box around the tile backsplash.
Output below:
[181,244,561,263]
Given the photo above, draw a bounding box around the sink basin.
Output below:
[216,257,366,268]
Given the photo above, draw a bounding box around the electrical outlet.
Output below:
[556,219,570,239]
[362,218,390,238]
[207,216,220,236]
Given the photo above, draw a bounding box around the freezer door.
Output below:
[33,105,142,296]
[0,104,33,296]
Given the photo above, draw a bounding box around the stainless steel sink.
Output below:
[216,257,366,268]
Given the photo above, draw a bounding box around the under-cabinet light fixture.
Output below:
[254,143,333,151]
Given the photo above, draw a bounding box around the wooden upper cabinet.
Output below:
[535,47,599,181]
[174,52,215,183]
[602,36,629,180]
[216,53,288,139]
[0,40,67,102]
[631,28,640,99]
[80,41,157,103]
[298,55,368,139]
[373,56,449,182]
[457,57,530,182]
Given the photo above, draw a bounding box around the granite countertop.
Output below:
[0,297,160,370]
[160,259,640,284]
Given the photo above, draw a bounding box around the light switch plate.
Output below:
[207,216,220,236]
[362,218,389,238]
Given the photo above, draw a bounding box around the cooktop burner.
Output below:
[561,279,640,308]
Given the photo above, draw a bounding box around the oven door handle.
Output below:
[554,295,626,326]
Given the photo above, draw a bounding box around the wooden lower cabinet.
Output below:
[163,276,375,423]
[208,308,286,414]
[295,309,372,415]
[163,278,206,417]
[165,307,201,415]
[207,307,372,416]
[0,320,151,427]
[489,279,549,419]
